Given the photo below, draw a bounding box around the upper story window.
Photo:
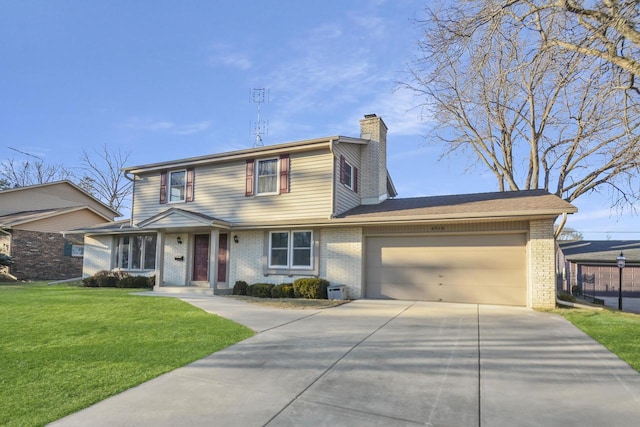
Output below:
[339,155,358,193]
[245,154,290,197]
[169,170,186,202]
[160,168,194,204]
[257,158,278,194]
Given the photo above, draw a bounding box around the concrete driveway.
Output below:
[51,298,640,427]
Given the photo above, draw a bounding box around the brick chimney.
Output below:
[359,114,388,205]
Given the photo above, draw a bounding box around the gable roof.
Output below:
[137,208,231,229]
[336,189,576,223]
[0,206,114,228]
[0,180,120,218]
[559,240,640,264]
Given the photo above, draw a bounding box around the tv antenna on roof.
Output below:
[250,88,269,147]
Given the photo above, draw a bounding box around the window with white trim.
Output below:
[343,161,354,190]
[169,170,186,202]
[115,235,157,270]
[256,158,278,194]
[269,230,313,269]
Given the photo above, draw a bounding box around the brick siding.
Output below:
[529,219,557,309]
[9,229,83,280]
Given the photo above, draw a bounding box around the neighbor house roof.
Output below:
[0,180,120,218]
[0,206,115,228]
[335,189,577,223]
[558,240,640,264]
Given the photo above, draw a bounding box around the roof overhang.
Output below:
[136,208,231,230]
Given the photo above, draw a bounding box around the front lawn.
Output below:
[0,283,253,427]
[557,308,640,372]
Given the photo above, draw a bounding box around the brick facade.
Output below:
[529,219,557,309]
[9,229,84,280]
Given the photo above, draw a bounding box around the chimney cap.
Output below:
[364,113,377,118]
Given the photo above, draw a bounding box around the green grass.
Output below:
[0,283,254,427]
[557,308,640,372]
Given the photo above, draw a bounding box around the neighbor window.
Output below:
[257,158,278,194]
[115,235,157,270]
[339,155,358,193]
[269,230,312,269]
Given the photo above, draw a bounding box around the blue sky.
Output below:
[1,0,637,239]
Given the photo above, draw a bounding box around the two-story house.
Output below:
[77,114,576,309]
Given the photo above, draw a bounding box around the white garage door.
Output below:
[365,234,527,306]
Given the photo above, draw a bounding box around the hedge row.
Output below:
[232,278,329,299]
[82,270,155,289]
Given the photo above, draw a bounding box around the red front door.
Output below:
[193,234,209,281]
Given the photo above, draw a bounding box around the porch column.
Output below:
[209,229,219,290]
[155,231,165,289]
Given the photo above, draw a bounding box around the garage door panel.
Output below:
[365,234,526,306]
[377,283,525,306]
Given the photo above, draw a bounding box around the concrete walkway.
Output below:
[50,298,640,427]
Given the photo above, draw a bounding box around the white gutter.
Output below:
[328,138,337,219]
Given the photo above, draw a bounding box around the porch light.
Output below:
[617,252,625,310]
[177,236,183,244]
[233,235,239,243]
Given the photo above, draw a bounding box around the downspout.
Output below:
[124,171,135,227]
[328,138,337,219]
[554,212,568,240]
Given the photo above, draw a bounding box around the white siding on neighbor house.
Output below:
[82,235,113,277]
[163,233,189,286]
[132,150,334,225]
[14,210,108,233]
[333,143,362,216]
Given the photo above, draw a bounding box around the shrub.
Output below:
[251,283,275,298]
[0,253,14,267]
[557,291,576,303]
[118,275,154,289]
[293,278,329,299]
[91,271,117,288]
[232,280,249,296]
[271,283,295,298]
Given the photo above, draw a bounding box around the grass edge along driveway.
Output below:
[555,307,640,372]
[0,283,253,427]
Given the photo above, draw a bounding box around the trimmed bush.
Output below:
[94,271,118,288]
[271,283,295,298]
[118,275,154,289]
[232,280,249,296]
[251,283,275,298]
[293,278,329,299]
[0,253,15,267]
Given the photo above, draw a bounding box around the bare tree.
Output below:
[0,158,72,188]
[404,0,640,208]
[556,226,584,240]
[78,145,132,213]
[523,1,640,83]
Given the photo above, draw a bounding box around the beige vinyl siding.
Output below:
[333,143,362,215]
[13,210,110,233]
[0,182,115,219]
[133,150,333,224]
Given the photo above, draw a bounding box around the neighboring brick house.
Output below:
[74,114,576,309]
[0,181,119,280]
